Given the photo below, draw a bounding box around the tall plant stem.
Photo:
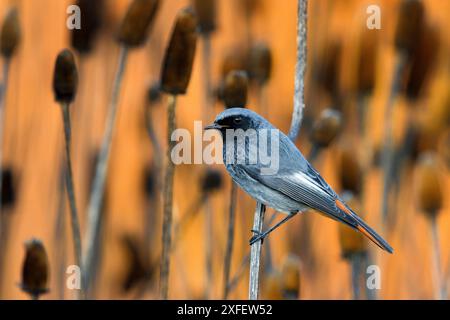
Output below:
[83,47,129,292]
[349,253,363,300]
[0,59,11,294]
[381,52,407,225]
[223,182,237,299]
[289,0,308,141]
[144,104,162,253]
[60,101,83,299]
[160,94,177,299]
[248,0,307,300]
[429,214,445,300]
[0,59,11,218]
[201,34,214,298]
[54,164,67,299]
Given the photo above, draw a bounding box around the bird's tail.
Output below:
[334,199,393,254]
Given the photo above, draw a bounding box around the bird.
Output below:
[204,108,393,253]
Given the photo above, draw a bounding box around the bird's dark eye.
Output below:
[233,117,242,125]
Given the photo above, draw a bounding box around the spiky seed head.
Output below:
[416,152,443,216]
[339,144,362,196]
[248,43,272,86]
[21,239,49,299]
[0,7,21,58]
[262,270,283,300]
[161,7,198,95]
[1,167,16,209]
[192,0,216,34]
[394,0,425,55]
[356,28,378,95]
[404,23,440,100]
[281,254,301,299]
[53,49,78,103]
[71,0,104,54]
[117,0,160,47]
[201,169,223,194]
[313,40,341,96]
[310,108,343,148]
[221,49,248,79]
[221,70,248,108]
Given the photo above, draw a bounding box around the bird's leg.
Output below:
[250,212,298,245]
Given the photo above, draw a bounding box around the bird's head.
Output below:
[204,108,270,133]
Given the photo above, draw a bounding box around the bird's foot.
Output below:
[249,229,266,245]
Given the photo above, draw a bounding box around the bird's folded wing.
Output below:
[241,165,358,228]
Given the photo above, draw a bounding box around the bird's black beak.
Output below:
[204,123,224,131]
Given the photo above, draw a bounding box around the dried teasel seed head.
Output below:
[0,7,21,58]
[161,7,198,95]
[20,239,49,299]
[415,152,443,216]
[404,23,440,100]
[314,40,341,97]
[281,254,301,299]
[394,0,425,55]
[356,28,378,95]
[221,70,248,109]
[71,0,104,54]
[117,0,160,47]
[339,144,362,196]
[248,43,272,86]
[310,108,343,148]
[201,169,223,194]
[221,49,248,79]
[53,49,78,103]
[338,192,366,257]
[120,235,151,292]
[1,167,16,209]
[192,0,216,35]
[262,270,283,300]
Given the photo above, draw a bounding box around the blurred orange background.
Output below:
[0,0,449,299]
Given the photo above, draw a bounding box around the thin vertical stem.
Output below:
[204,197,213,298]
[201,33,214,298]
[0,59,11,216]
[248,202,266,300]
[248,0,307,301]
[289,0,308,141]
[430,215,445,300]
[54,165,67,299]
[144,103,163,252]
[160,94,177,299]
[201,35,212,121]
[0,59,11,293]
[350,254,362,300]
[60,101,83,299]
[83,46,129,292]
[223,182,237,299]
[381,52,407,224]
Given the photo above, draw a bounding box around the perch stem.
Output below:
[249,0,307,300]
[60,101,83,299]
[83,46,129,293]
[159,94,177,299]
